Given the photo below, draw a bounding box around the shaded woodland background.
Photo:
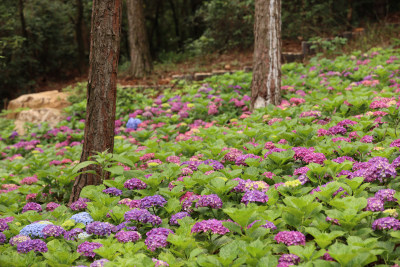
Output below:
[1,0,400,104]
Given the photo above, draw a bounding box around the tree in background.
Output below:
[69,0,123,203]
[126,0,152,77]
[251,0,281,109]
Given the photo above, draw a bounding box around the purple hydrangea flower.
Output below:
[332,156,355,163]
[191,219,230,235]
[124,209,162,225]
[279,254,301,265]
[77,241,103,257]
[22,202,42,213]
[170,212,191,225]
[124,178,147,190]
[372,217,400,230]
[64,228,84,241]
[115,230,142,243]
[139,195,167,209]
[0,232,6,244]
[102,187,122,196]
[196,194,223,209]
[146,228,174,237]
[90,259,110,267]
[41,225,66,238]
[70,212,94,225]
[145,234,168,251]
[360,135,373,143]
[86,221,116,236]
[152,258,169,267]
[241,190,269,205]
[180,160,202,171]
[235,154,261,166]
[70,200,88,211]
[17,239,48,253]
[115,221,137,231]
[247,220,277,230]
[375,189,397,202]
[9,235,31,246]
[328,125,347,135]
[274,231,306,246]
[46,202,61,211]
[202,159,224,170]
[363,157,396,183]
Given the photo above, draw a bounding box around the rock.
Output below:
[14,108,67,135]
[212,70,230,75]
[224,64,231,70]
[171,74,194,81]
[282,52,304,63]
[194,73,213,81]
[7,90,70,119]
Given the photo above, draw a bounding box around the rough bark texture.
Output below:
[251,0,281,110]
[69,0,122,204]
[127,0,153,78]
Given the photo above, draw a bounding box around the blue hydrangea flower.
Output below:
[70,212,94,225]
[126,118,142,130]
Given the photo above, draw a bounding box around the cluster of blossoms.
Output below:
[278,254,301,267]
[77,241,103,257]
[365,197,384,211]
[17,239,48,254]
[196,194,223,209]
[9,235,31,246]
[292,147,326,164]
[247,220,277,230]
[375,189,397,202]
[20,221,53,238]
[372,217,400,230]
[115,230,142,243]
[170,212,191,225]
[70,198,91,211]
[102,187,122,196]
[64,228,84,241]
[191,219,230,235]
[42,225,66,238]
[274,231,306,246]
[124,178,147,190]
[86,221,116,236]
[124,209,162,225]
[355,157,397,183]
[145,228,174,251]
[241,190,269,205]
[70,212,94,225]
[0,216,13,231]
[90,259,109,267]
[180,192,201,212]
[152,258,169,267]
[46,202,60,211]
[22,202,42,213]
[20,175,38,185]
[140,195,167,209]
[235,153,261,166]
[0,232,5,244]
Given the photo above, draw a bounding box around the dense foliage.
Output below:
[0,48,400,266]
[1,0,400,101]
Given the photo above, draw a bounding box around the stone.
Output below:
[282,52,304,63]
[194,73,213,81]
[7,90,70,119]
[14,108,67,135]
[212,70,230,75]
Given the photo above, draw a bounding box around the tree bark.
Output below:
[75,0,86,74]
[69,0,122,204]
[127,0,152,78]
[18,0,28,40]
[251,0,281,110]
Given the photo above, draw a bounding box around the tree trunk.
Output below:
[18,0,28,40]
[251,0,281,110]
[127,0,152,78]
[69,0,122,204]
[76,0,86,74]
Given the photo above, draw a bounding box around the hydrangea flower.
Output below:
[22,202,42,213]
[235,154,261,166]
[139,195,167,209]
[196,194,223,209]
[46,202,61,211]
[102,187,122,196]
[124,178,147,190]
[375,189,397,202]
[145,234,168,251]
[146,228,174,237]
[115,230,142,243]
[126,118,142,130]
[86,221,116,236]
[64,228,84,241]
[279,254,301,265]
[9,235,31,246]
[20,222,52,238]
[274,231,306,246]
[365,197,385,212]
[70,212,94,225]
[90,259,110,267]
[41,225,66,238]
[152,258,169,267]
[372,217,400,230]
[202,159,224,170]
[124,209,162,225]
[0,232,6,244]
[170,212,191,225]
[70,200,88,211]
[241,190,269,205]
[191,219,230,235]
[363,157,396,183]
[247,220,277,230]
[17,239,48,253]
[77,241,103,257]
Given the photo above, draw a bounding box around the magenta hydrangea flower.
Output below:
[64,228,84,241]
[0,233,6,244]
[77,241,103,257]
[22,202,42,213]
[70,200,88,211]
[247,220,277,230]
[279,254,301,265]
[124,208,162,225]
[363,157,396,183]
[20,175,38,185]
[375,189,397,202]
[124,178,147,190]
[146,228,174,237]
[274,231,306,246]
[152,258,169,267]
[170,212,191,225]
[86,221,116,236]
[372,217,400,230]
[41,225,66,238]
[17,239,48,253]
[191,219,230,235]
[360,135,373,143]
[166,156,180,164]
[139,195,167,209]
[196,194,223,209]
[90,259,109,267]
[9,235,31,246]
[241,190,269,205]
[102,187,122,196]
[235,154,261,166]
[145,234,168,251]
[115,230,142,243]
[45,202,60,211]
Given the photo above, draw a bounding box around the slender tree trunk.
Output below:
[69,0,122,204]
[127,0,152,78]
[168,0,183,50]
[251,0,281,110]
[18,0,28,40]
[76,0,86,74]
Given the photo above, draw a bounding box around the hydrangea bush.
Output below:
[0,48,400,265]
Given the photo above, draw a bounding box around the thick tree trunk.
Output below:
[251,0,281,110]
[127,0,152,78]
[76,0,86,74]
[69,0,122,204]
